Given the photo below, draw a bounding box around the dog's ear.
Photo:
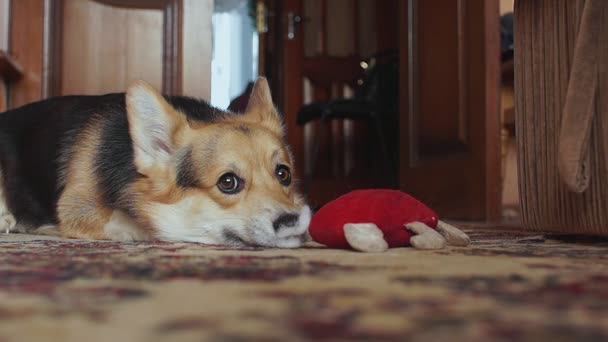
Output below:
[242,77,284,135]
[126,80,187,175]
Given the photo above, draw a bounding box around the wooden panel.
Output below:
[161,0,182,95]
[303,0,322,57]
[9,0,45,108]
[417,0,467,157]
[7,0,210,108]
[326,0,354,57]
[399,0,501,220]
[357,0,376,57]
[374,0,397,53]
[182,0,212,100]
[61,0,164,95]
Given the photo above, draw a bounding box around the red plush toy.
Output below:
[309,189,470,252]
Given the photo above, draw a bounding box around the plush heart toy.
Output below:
[308,189,470,252]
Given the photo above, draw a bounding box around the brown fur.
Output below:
[58,77,306,244]
[57,118,113,239]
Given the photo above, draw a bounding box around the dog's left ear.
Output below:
[126,80,187,176]
[242,77,284,135]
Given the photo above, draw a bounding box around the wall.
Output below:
[500,0,514,15]
[0,0,8,111]
[210,0,257,109]
[0,0,7,51]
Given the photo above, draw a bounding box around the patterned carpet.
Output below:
[0,226,607,341]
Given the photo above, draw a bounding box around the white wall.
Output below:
[210,0,258,109]
[0,0,9,51]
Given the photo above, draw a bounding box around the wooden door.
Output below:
[9,0,212,108]
[277,0,400,208]
[399,0,501,220]
[273,0,501,220]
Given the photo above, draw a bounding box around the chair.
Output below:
[296,50,399,192]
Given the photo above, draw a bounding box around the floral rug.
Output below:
[0,226,607,341]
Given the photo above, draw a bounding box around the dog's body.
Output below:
[0,78,311,247]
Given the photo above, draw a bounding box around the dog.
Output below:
[0,77,311,248]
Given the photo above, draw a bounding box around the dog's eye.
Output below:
[275,164,291,186]
[217,173,243,194]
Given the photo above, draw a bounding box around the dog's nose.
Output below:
[273,213,299,231]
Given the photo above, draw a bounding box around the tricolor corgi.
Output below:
[0,77,311,247]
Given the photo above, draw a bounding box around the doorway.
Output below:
[210,0,259,111]
[236,0,504,221]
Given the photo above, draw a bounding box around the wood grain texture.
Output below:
[326,0,354,57]
[181,0,212,100]
[61,0,164,95]
[399,0,501,220]
[9,0,211,108]
[55,0,201,97]
[9,0,45,108]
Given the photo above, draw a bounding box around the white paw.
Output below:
[344,223,388,253]
[104,210,147,241]
[0,210,16,234]
[436,220,470,246]
[406,222,446,249]
[32,224,62,236]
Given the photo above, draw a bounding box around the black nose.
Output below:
[273,213,299,231]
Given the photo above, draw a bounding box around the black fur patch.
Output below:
[176,149,199,188]
[0,95,107,227]
[0,91,230,226]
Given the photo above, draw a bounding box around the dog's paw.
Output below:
[436,220,470,246]
[32,225,62,236]
[0,210,16,234]
[406,221,446,249]
[104,210,147,241]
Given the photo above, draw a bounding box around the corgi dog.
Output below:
[0,77,311,248]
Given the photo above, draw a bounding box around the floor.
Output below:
[0,225,606,341]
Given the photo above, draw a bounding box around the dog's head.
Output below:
[125,77,310,247]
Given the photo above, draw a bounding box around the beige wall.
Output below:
[0,0,8,111]
[182,0,213,100]
[500,0,514,15]
[0,0,9,51]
